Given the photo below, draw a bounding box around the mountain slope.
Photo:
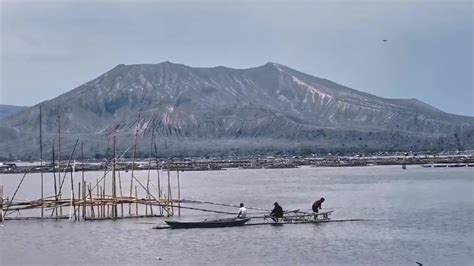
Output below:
[1,62,473,159]
[0,105,27,120]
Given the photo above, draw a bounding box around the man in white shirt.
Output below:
[237,203,247,218]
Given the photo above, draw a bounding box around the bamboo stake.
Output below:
[146,131,155,215]
[52,144,58,217]
[112,136,117,218]
[117,170,124,217]
[129,114,140,215]
[57,106,61,173]
[82,180,86,219]
[150,197,154,215]
[4,172,28,216]
[177,170,181,216]
[130,175,171,216]
[57,106,62,216]
[135,186,138,216]
[102,163,106,216]
[154,143,162,215]
[146,166,151,216]
[57,139,79,196]
[39,105,44,217]
[69,189,73,221]
[89,160,111,193]
[99,200,102,219]
[167,169,172,215]
[88,184,95,218]
[0,185,3,222]
[81,142,86,220]
[102,187,105,218]
[149,173,153,216]
[69,169,76,221]
[97,184,100,218]
[89,145,131,193]
[77,182,81,221]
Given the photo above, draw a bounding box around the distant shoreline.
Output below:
[1,152,473,174]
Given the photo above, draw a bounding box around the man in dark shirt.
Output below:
[312,197,325,219]
[270,202,284,222]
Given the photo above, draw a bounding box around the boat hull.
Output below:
[165,218,251,229]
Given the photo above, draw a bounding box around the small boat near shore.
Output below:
[165,217,251,229]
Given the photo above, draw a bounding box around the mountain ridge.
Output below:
[1,61,473,160]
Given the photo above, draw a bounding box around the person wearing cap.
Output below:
[237,203,247,218]
[270,202,284,222]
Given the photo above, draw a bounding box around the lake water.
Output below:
[1,166,473,265]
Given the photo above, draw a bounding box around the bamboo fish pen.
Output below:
[0,107,183,222]
[1,158,182,221]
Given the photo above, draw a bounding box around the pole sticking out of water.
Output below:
[135,186,138,216]
[81,142,86,220]
[97,184,100,218]
[57,106,61,173]
[0,185,4,222]
[52,144,58,217]
[112,136,117,218]
[146,134,154,215]
[57,139,79,197]
[69,168,76,221]
[57,106,62,216]
[129,114,140,215]
[88,184,95,218]
[154,142,162,215]
[77,181,81,221]
[69,189,73,221]
[177,170,181,216]
[146,169,150,216]
[117,166,124,217]
[167,169,172,216]
[5,172,28,216]
[39,105,44,217]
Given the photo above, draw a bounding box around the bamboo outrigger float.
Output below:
[268,210,333,223]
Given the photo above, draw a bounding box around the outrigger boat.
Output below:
[154,210,335,230]
[266,210,333,224]
[165,217,251,229]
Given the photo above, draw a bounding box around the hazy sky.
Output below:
[1,0,472,116]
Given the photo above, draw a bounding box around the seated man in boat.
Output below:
[270,202,284,222]
[312,197,325,219]
[237,203,247,218]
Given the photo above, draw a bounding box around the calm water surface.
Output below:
[1,166,473,265]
